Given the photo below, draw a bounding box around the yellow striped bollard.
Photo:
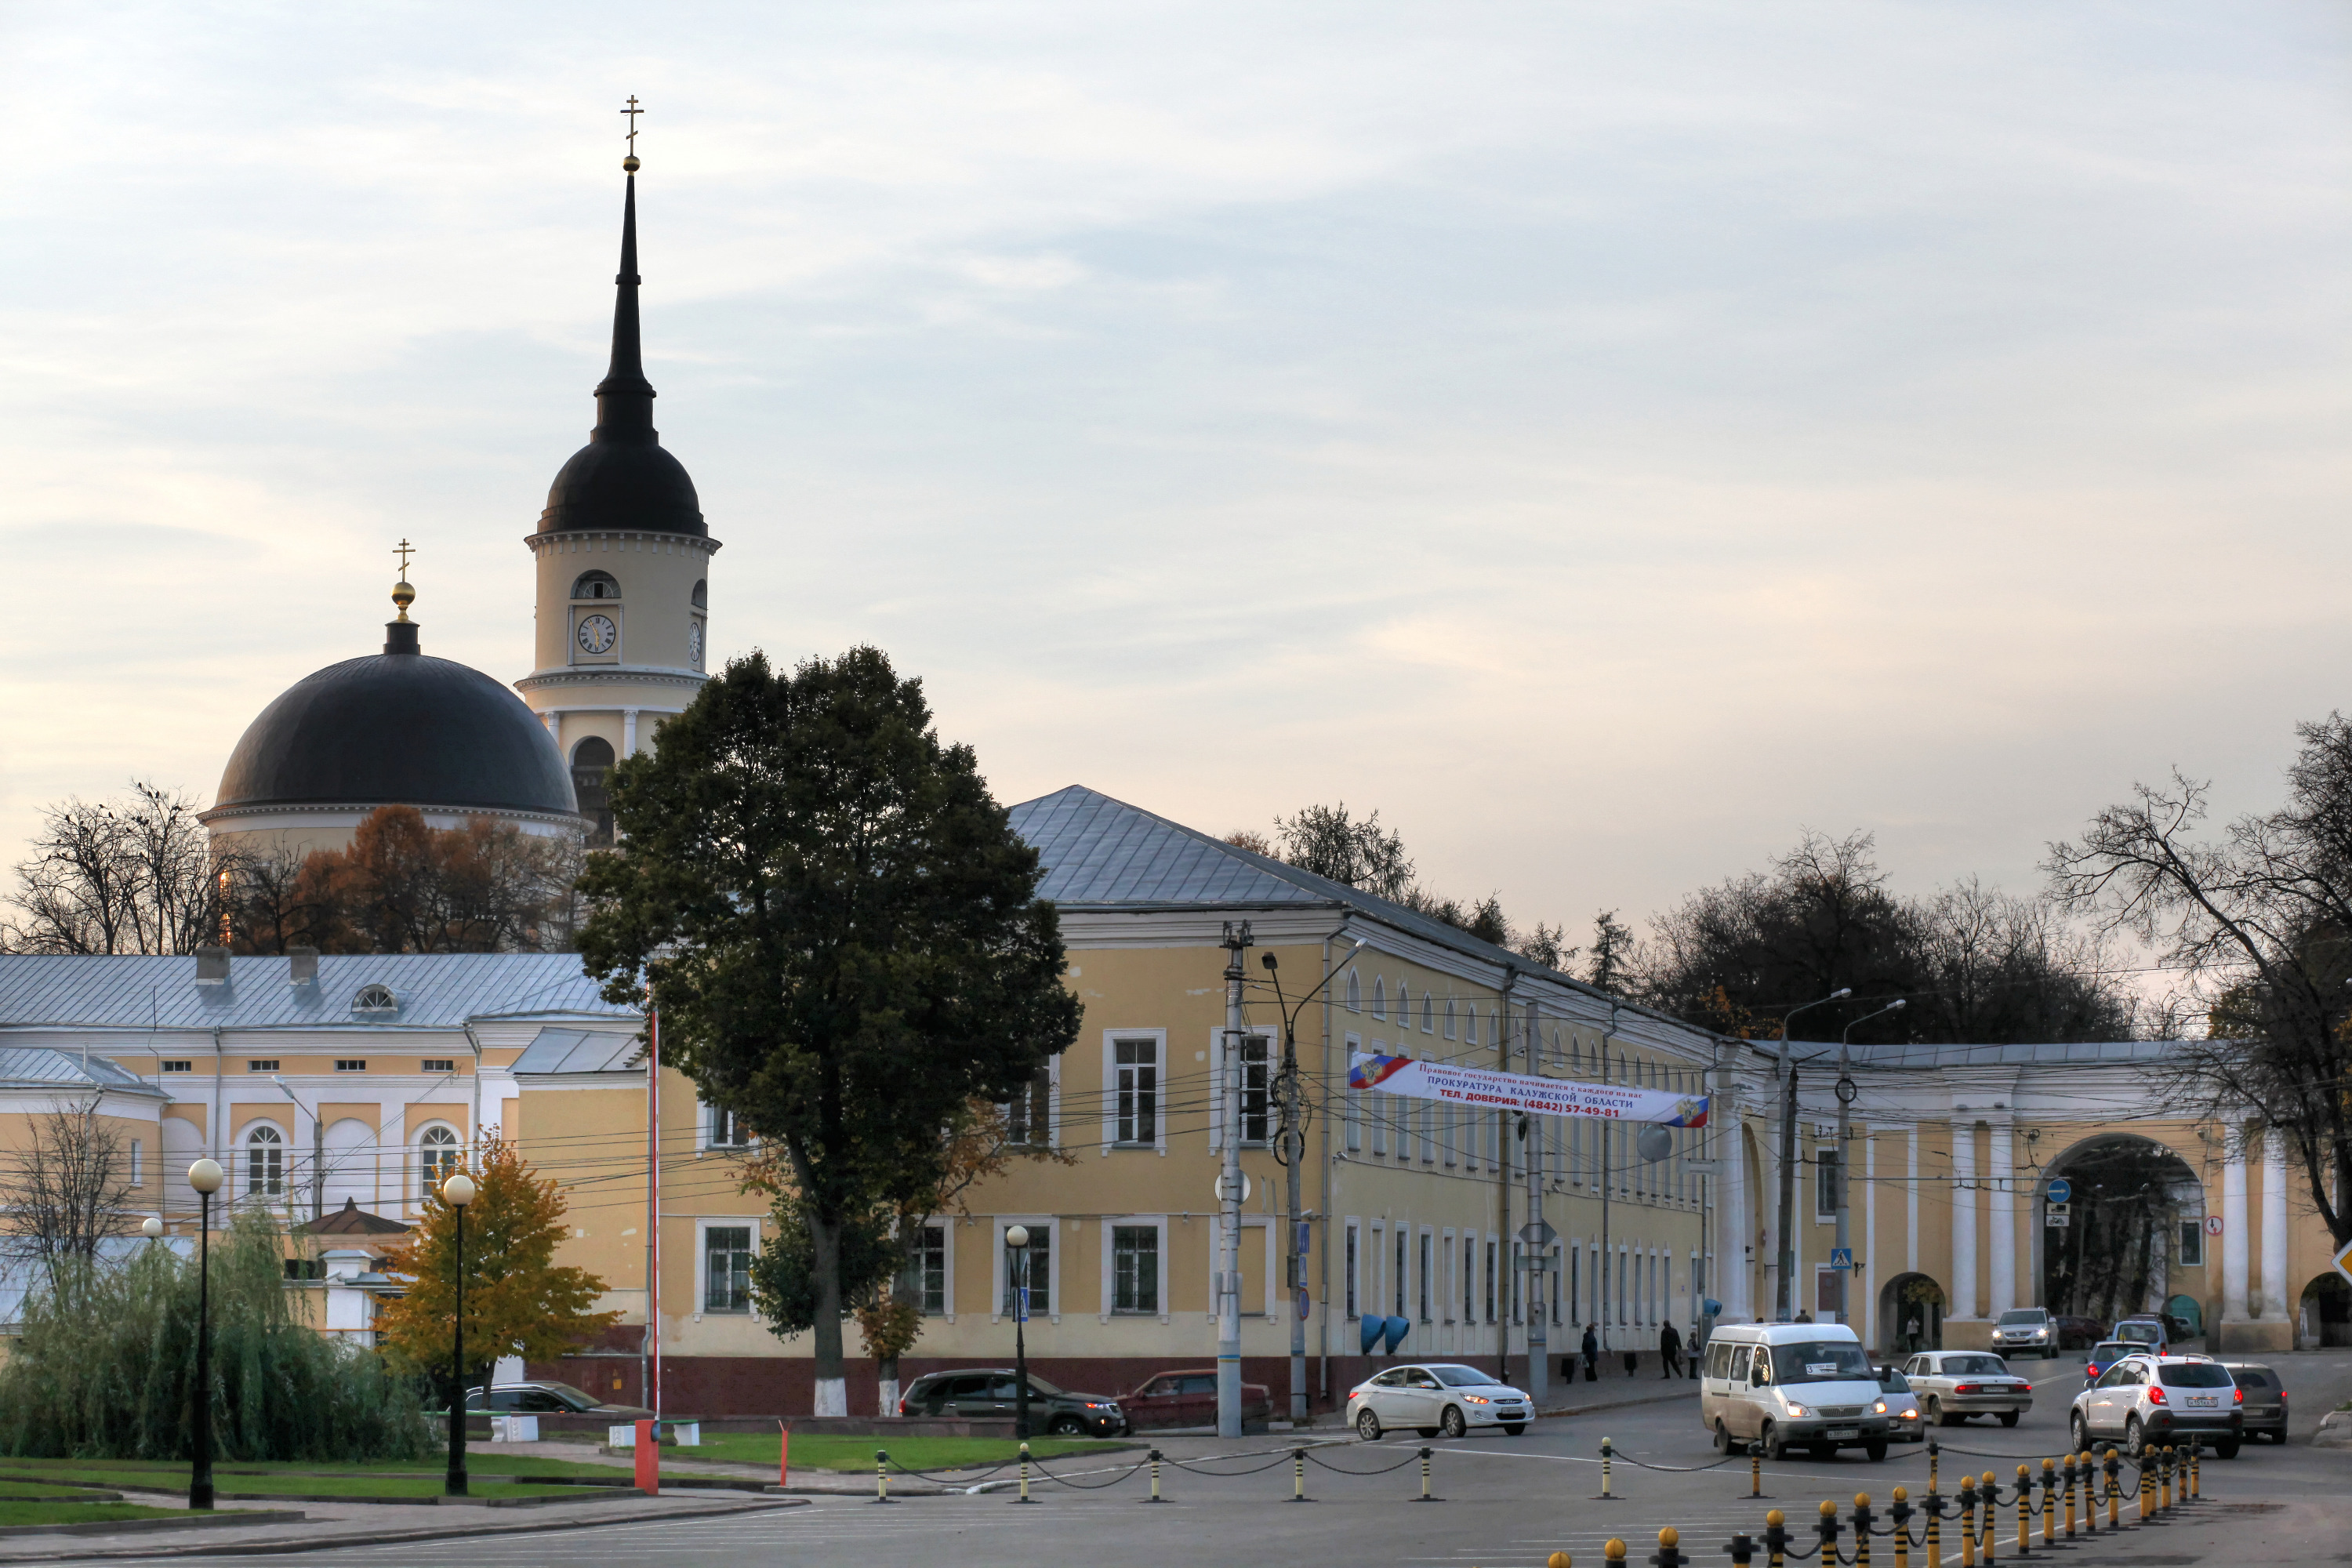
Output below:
[1146,1448,1163,1503]
[1653,1527,1686,1568]
[2190,1444,2201,1501]
[2040,1457,2055,1548]
[1417,1446,1435,1502]
[1765,1507,1790,1568]
[1016,1442,1034,1504]
[1853,1494,1874,1568]
[1290,1446,1306,1503]
[2014,1465,2031,1558]
[1980,1472,1998,1566]
[1547,1554,1571,1568]
[874,1449,892,1505]
[1604,1538,1627,1567]
[2063,1454,2078,1539]
[1956,1474,1976,1568]
[1889,1485,1911,1568]
[1597,1436,1615,1498]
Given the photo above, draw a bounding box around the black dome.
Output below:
[213,650,579,818]
[538,437,704,536]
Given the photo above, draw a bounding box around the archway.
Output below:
[571,736,615,846]
[2300,1274,2352,1348]
[2036,1133,2203,1324]
[1878,1273,1944,1355]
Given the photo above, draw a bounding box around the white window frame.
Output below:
[909,1217,955,1322]
[1101,1030,1167,1154]
[241,1120,289,1200]
[130,1138,143,1189]
[1345,968,1361,1013]
[1369,1046,1390,1156]
[695,1217,761,1318]
[1004,1056,1059,1149]
[1371,976,1386,1020]
[1421,993,1435,1033]
[1440,1226,1457,1323]
[1208,1029,1272,1149]
[1345,1218,1363,1319]
[1443,998,1457,1040]
[992,1215,1059,1326]
[1465,1005,1479,1047]
[1417,1226,1435,1323]
[1209,1216,1278,1322]
[702,1099,753,1150]
[414,1122,461,1200]
[1344,1033,1363,1152]
[1100,1214,1169,1323]
[1369,1222,1386,1322]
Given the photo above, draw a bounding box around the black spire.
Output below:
[534,152,707,538]
[590,174,657,445]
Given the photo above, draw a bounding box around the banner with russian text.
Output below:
[1348,1051,1707,1127]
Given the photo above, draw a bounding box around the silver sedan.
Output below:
[1901,1351,2032,1427]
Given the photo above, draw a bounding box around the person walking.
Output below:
[1581,1323,1599,1383]
[1689,1323,1702,1378]
[1660,1319,1683,1379]
[1905,1312,1922,1353]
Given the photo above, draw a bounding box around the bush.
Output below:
[0,1209,430,1461]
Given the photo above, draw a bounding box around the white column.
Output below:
[1988,1120,2016,1313]
[1950,1123,1979,1320]
[2222,1138,2250,1321]
[2260,1128,2289,1319]
[1719,1077,1750,1322]
[543,710,561,742]
[624,707,641,754]
[1864,1126,1878,1348]
[1906,1126,1920,1277]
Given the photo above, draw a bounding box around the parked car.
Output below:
[1994,1308,2058,1359]
[1700,1322,1892,1462]
[461,1381,654,1419]
[2217,1362,2288,1444]
[2083,1340,2138,1384]
[1875,1365,1925,1443]
[2053,1315,2107,1350]
[2068,1353,2241,1459]
[1346,1363,1532,1439]
[2111,1317,2169,1356]
[1901,1351,2032,1427]
[895,1369,1128,1436]
[1120,1368,1274,1432]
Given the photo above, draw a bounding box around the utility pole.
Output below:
[1599,1003,1618,1359]
[1217,920,1251,1439]
[1774,989,1850,1323]
[1523,996,1548,1403]
[1496,970,1517,1381]
[1261,937,1363,1427]
[1833,1000,1902,1327]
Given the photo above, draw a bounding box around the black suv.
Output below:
[898,1369,1127,1436]
[461,1381,654,1419]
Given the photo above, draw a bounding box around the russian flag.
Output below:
[1348,1052,1413,1090]
[1665,1096,1710,1130]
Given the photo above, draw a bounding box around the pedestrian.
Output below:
[1905,1313,1922,1353]
[1581,1323,1599,1383]
[1795,1309,1813,1324]
[1660,1319,1683,1378]
[1689,1323,1703,1379]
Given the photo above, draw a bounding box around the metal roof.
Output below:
[510,1025,642,1075]
[0,1046,163,1096]
[1768,1038,2190,1072]
[0,954,635,1032]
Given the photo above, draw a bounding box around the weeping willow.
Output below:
[0,1209,430,1461]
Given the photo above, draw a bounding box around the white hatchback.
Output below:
[1346,1363,1532,1439]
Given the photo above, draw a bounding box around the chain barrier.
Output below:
[1159,1450,1306,1477]
[878,1450,1022,1483]
[1021,1454,1150,1491]
[1301,1446,1425,1475]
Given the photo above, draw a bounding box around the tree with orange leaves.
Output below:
[371,1137,620,1407]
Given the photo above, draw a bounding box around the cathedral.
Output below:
[200,152,713,856]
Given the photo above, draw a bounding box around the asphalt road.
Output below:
[100,1352,2352,1567]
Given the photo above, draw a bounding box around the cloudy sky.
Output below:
[2,2,2346,947]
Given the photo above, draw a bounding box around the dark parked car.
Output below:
[2053,1315,2107,1350]
[896,1369,1127,1436]
[2219,1362,2288,1443]
[461,1381,654,1419]
[1120,1368,1275,1431]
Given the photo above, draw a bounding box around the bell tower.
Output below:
[516,116,717,842]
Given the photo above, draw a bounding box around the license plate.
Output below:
[1827,1428,1859,1440]
[2187,1396,2216,1408]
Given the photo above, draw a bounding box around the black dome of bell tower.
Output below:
[536,170,706,537]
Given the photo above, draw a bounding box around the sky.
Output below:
[2,2,2347,953]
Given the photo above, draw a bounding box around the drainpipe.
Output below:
[1496,965,1518,1381]
[210,1026,223,1170]
[463,1025,485,1149]
[1317,931,1338,1404]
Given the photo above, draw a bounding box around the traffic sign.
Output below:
[1213,1173,1253,1204]
[2333,1236,2352,1291]
[2205,1215,2223,1238]
[1519,1221,1559,1248]
[1830,1247,1854,1270]
[1297,1287,1312,1322]
[2045,1203,2070,1225]
[2047,1214,2070,1228]
[2045,1178,2072,1205]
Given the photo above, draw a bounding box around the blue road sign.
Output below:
[2046,1178,2072,1205]
[1830,1247,1854,1269]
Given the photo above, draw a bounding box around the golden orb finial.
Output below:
[621,95,643,172]
[391,537,417,621]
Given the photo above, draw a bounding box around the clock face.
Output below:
[688,621,703,668]
[576,613,617,655]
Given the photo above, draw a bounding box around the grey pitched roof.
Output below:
[1831,1039,2189,1070]
[0,1046,164,1096]
[0,954,635,1032]
[1011,785,1565,976]
[510,1025,641,1075]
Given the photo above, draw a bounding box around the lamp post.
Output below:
[141,1216,163,1240]
[1774,989,1851,1323]
[441,1172,477,1497]
[1258,937,1369,1424]
[1832,1000,1904,1327]
[1004,1225,1033,1439]
[185,1158,223,1511]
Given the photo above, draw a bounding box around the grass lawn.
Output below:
[0,1501,187,1526]
[0,1467,608,1500]
[0,1457,619,1482]
[692,1433,1128,1472]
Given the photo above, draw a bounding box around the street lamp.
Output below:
[1258,937,1369,1424]
[1832,1000,1904,1326]
[1774,989,1850,1323]
[140,1216,163,1240]
[1004,1225,1033,1441]
[186,1158,224,1511]
[441,1172,477,1498]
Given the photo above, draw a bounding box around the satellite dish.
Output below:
[1637,1125,1674,1163]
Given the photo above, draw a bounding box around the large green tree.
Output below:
[577,647,1082,1414]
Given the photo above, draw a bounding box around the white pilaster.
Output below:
[2260,1127,2289,1319]
[1950,1123,1978,1321]
[2222,1138,2250,1321]
[1905,1125,1920,1277]
[1864,1126,1877,1347]
[1718,1069,1749,1322]
[624,707,641,755]
[1988,1120,2016,1313]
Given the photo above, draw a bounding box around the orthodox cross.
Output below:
[621,96,643,157]
[394,538,416,575]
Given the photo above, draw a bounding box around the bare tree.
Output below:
[2048,715,2352,1245]
[0,1099,139,1290]
[2,783,221,955]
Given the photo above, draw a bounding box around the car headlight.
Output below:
[1784,1403,1808,1418]
[1872,1400,1889,1414]
[1898,1409,1919,1421]
[1464,1395,1491,1404]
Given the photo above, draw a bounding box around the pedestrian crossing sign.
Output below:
[1830,1247,1853,1270]
[2334,1236,2352,1290]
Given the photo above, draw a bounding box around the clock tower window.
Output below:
[571,736,616,846]
[572,570,621,601]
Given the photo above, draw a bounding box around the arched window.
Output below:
[572,735,617,847]
[1421,993,1435,1033]
[350,983,396,1014]
[1371,977,1386,1021]
[1396,984,1410,1027]
[1345,970,1360,1013]
[571,570,621,601]
[1465,1004,1479,1047]
[246,1124,284,1197]
[419,1127,460,1199]
[691,579,707,609]
[1443,999,1457,1040]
